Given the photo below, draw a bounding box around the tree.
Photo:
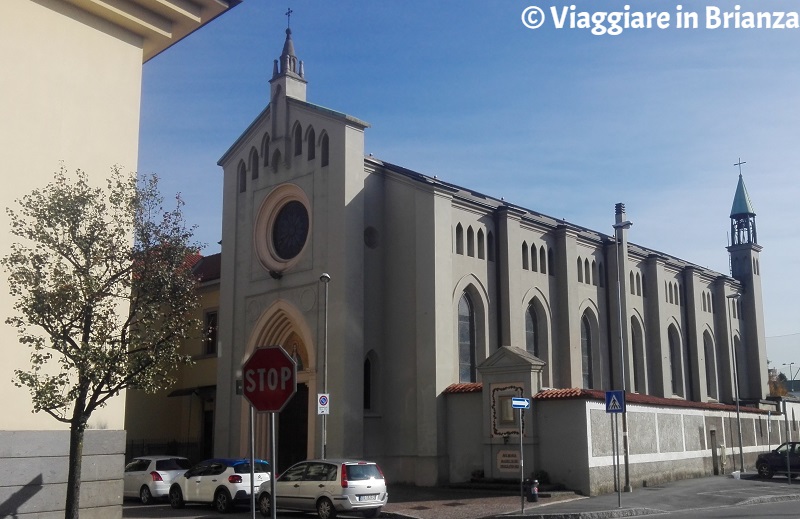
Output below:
[2,166,201,518]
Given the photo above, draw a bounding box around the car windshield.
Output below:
[776,443,797,455]
[156,458,191,471]
[345,464,382,481]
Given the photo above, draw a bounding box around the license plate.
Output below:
[358,494,378,501]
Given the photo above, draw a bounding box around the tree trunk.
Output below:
[64,422,85,519]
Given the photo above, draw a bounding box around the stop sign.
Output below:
[242,346,297,412]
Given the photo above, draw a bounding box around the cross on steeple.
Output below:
[285,8,293,28]
[734,158,746,175]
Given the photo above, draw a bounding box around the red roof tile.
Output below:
[533,388,768,414]
[443,382,483,394]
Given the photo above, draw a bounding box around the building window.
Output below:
[363,357,372,410]
[467,226,475,257]
[250,147,259,180]
[293,123,302,156]
[704,332,717,399]
[204,310,218,355]
[238,161,246,193]
[477,229,485,259]
[487,231,495,262]
[669,326,682,396]
[320,134,329,167]
[581,314,593,389]
[458,293,476,383]
[307,127,316,160]
[525,302,539,358]
[455,224,464,255]
[522,242,529,270]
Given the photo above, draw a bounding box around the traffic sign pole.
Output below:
[241,347,297,519]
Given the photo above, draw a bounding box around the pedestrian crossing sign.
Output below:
[605,390,625,413]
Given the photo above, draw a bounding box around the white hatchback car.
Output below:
[123,456,191,504]
[258,459,387,519]
[169,458,270,513]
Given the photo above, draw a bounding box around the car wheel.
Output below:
[258,492,271,517]
[169,486,185,509]
[362,507,381,518]
[316,497,337,519]
[139,485,153,505]
[757,462,774,479]
[214,488,233,513]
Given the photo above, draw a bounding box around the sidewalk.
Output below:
[382,473,800,519]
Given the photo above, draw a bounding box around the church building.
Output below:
[210,28,774,492]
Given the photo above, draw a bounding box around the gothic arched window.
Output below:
[458,293,476,383]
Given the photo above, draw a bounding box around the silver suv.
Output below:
[169,458,270,513]
[258,459,387,519]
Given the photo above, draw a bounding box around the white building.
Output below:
[0,2,238,517]
[209,29,773,492]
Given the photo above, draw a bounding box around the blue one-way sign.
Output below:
[511,397,531,409]
[605,390,625,413]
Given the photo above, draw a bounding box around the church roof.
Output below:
[730,173,756,217]
[367,156,741,285]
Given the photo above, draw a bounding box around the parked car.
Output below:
[756,441,800,478]
[169,458,271,513]
[257,459,387,519]
[123,455,192,504]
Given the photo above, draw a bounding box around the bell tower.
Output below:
[726,162,768,400]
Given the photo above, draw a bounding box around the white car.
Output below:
[169,458,271,513]
[123,455,191,504]
[258,459,387,519]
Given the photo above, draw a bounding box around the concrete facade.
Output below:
[205,29,773,488]
[1,1,237,515]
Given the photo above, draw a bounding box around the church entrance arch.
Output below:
[243,301,318,470]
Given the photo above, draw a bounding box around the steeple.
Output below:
[270,24,307,102]
[730,172,756,246]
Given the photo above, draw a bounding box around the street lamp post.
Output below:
[613,211,633,493]
[727,293,744,473]
[320,273,331,460]
[783,362,796,393]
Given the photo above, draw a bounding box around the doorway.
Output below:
[278,382,308,472]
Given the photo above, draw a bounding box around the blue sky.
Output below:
[138,0,800,374]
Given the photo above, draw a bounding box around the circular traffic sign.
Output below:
[242,346,297,412]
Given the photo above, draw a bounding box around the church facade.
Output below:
[213,29,769,486]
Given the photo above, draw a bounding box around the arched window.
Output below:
[631,317,645,393]
[540,247,547,274]
[250,147,259,180]
[531,245,538,271]
[293,123,302,156]
[467,226,475,257]
[584,259,590,285]
[455,224,464,255]
[525,302,539,358]
[581,314,594,389]
[487,231,495,262]
[577,257,583,283]
[702,293,707,312]
[364,357,372,410]
[307,127,316,160]
[704,332,717,400]
[321,133,330,167]
[458,293,476,383]
[238,160,246,193]
[669,326,683,396]
[668,283,674,304]
[522,242,529,270]
[592,260,598,286]
[641,273,645,297]
[477,229,485,259]
[630,271,635,294]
